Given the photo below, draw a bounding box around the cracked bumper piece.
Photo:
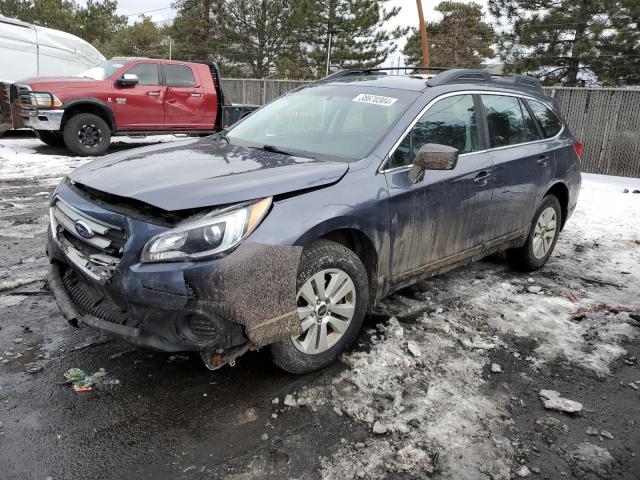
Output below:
[23,108,64,130]
[47,232,303,353]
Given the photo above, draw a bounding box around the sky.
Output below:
[77,0,491,67]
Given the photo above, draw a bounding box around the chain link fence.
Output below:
[544,87,640,178]
[221,78,640,178]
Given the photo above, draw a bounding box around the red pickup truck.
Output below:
[1,58,255,155]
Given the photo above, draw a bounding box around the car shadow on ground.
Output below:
[2,129,178,156]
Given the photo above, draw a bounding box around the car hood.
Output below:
[16,76,103,90]
[69,136,349,211]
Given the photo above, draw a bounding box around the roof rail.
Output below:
[426,69,543,93]
[320,66,449,81]
[320,66,543,94]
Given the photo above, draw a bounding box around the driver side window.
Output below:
[388,94,479,169]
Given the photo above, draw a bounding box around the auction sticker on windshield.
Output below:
[352,93,398,107]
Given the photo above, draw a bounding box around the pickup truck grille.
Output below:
[50,197,127,259]
[14,84,32,106]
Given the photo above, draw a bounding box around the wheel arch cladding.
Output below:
[317,228,378,305]
[545,182,569,229]
[62,99,116,132]
[185,242,303,347]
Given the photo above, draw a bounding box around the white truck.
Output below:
[0,15,105,135]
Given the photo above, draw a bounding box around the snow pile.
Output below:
[298,317,513,480]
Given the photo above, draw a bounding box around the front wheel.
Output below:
[270,240,369,374]
[62,113,111,156]
[507,195,562,271]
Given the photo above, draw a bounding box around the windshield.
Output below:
[226,85,418,161]
[76,59,129,80]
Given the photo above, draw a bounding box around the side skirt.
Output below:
[385,228,528,297]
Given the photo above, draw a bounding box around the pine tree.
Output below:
[488,0,635,86]
[301,0,407,75]
[596,0,640,85]
[102,17,163,58]
[403,1,494,69]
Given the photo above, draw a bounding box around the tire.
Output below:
[62,113,111,156]
[507,195,562,271]
[35,130,65,147]
[270,240,369,374]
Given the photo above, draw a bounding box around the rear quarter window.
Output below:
[527,99,563,138]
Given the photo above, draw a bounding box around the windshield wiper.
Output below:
[260,145,294,156]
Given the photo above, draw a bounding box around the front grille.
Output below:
[15,84,32,107]
[51,197,127,258]
[62,267,140,327]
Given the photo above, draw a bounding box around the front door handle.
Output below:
[537,155,550,166]
[473,171,492,185]
[148,91,161,96]
[190,92,202,97]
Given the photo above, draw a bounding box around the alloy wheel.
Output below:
[532,207,557,259]
[291,268,356,355]
[78,123,102,148]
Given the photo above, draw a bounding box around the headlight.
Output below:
[141,197,272,263]
[30,93,62,108]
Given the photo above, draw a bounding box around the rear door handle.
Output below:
[148,91,161,96]
[190,92,202,97]
[473,171,492,185]
[537,155,550,166]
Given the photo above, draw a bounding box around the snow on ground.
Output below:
[295,174,640,479]
[0,132,182,182]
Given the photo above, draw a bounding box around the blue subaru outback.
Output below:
[47,68,582,373]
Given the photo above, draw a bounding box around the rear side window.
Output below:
[527,99,562,138]
[125,63,159,86]
[481,95,526,147]
[389,94,479,168]
[164,65,196,87]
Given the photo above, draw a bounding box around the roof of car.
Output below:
[320,68,547,98]
[323,74,433,92]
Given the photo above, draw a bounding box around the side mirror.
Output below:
[408,143,459,184]
[117,73,139,87]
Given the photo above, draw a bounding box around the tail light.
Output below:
[573,142,583,161]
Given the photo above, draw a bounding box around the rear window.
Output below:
[164,65,196,87]
[527,99,562,138]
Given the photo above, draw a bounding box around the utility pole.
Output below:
[169,37,172,60]
[416,0,430,68]
[325,32,332,76]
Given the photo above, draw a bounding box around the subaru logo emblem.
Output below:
[74,220,94,239]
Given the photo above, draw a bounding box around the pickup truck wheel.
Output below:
[507,194,562,271]
[63,113,111,156]
[35,130,65,147]
[270,240,368,374]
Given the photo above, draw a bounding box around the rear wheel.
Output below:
[35,130,64,147]
[507,195,562,271]
[270,240,368,374]
[62,113,111,156]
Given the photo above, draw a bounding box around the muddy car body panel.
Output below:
[46,68,582,370]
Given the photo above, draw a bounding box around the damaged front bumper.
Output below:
[46,185,302,368]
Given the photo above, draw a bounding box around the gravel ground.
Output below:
[1,131,639,480]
